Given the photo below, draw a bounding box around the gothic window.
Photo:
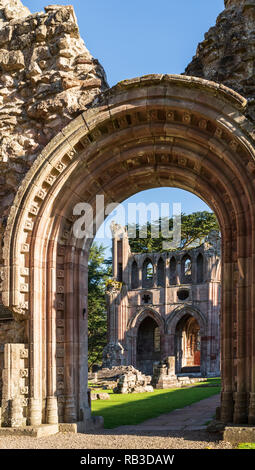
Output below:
[157,257,165,287]
[181,254,192,283]
[184,258,191,275]
[197,253,203,284]
[131,260,139,289]
[142,258,154,288]
[170,256,177,285]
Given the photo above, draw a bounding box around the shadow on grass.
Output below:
[92,380,221,429]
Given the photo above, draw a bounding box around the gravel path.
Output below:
[0,394,233,449]
[0,429,233,450]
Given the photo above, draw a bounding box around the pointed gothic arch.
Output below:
[2,74,255,427]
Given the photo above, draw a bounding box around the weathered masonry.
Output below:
[103,226,221,378]
[1,0,255,430]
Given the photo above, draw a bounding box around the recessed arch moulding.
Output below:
[2,73,255,428]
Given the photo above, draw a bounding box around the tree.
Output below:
[128,211,220,253]
[87,243,112,370]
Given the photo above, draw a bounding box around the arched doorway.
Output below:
[175,314,201,374]
[2,75,255,428]
[137,316,161,375]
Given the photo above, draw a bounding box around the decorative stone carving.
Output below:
[1,343,28,427]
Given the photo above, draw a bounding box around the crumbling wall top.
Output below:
[0,0,30,26]
[0,1,108,253]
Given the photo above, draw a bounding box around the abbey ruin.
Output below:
[103,225,221,379]
[0,0,255,434]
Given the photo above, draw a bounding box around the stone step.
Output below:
[0,424,59,437]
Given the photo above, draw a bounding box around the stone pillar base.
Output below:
[77,415,104,433]
[233,392,248,424]
[248,392,255,424]
[0,424,59,437]
[220,391,234,423]
[28,398,42,426]
[223,426,255,444]
[64,396,77,423]
[46,396,58,424]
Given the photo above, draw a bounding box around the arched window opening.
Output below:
[197,253,204,284]
[157,257,165,287]
[170,256,177,285]
[131,260,139,289]
[181,255,192,283]
[142,259,154,288]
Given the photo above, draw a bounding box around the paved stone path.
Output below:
[113,393,220,432]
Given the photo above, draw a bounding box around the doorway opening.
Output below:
[175,314,201,374]
[136,315,161,375]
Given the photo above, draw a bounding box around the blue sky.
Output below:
[23,1,223,255]
[24,0,224,87]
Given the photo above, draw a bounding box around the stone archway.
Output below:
[126,307,165,370]
[136,316,161,375]
[2,74,255,428]
[166,306,207,376]
[174,314,201,374]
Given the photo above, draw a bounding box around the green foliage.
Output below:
[128,211,219,253]
[88,243,112,370]
[92,379,221,428]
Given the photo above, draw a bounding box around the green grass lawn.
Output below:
[91,378,221,429]
[237,443,255,449]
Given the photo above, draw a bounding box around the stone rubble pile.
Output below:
[90,392,110,401]
[113,366,154,394]
[152,358,207,389]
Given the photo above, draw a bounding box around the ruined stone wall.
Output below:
[0,1,108,400]
[185,0,255,116]
[0,0,108,260]
[105,229,221,377]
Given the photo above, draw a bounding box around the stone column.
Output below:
[29,258,44,426]
[77,248,89,424]
[234,258,248,424]
[46,240,58,425]
[192,255,197,285]
[176,260,181,285]
[64,245,76,423]
[138,261,143,289]
[153,259,157,288]
[248,252,255,424]
[122,233,130,285]
[112,237,118,280]
[220,259,234,423]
